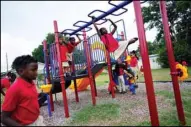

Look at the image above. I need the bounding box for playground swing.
[41,1,186,126]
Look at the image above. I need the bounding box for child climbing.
[63,35,82,75]
[92,16,138,57]
[129,50,139,82]
[1,55,45,126]
[1,72,16,96]
[115,58,126,94]
[124,69,136,95]
[59,35,70,76]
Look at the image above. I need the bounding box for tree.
[135,41,161,57]
[32,45,44,63]
[142,1,191,67]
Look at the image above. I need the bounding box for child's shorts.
[62,62,69,67]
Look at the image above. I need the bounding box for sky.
[1,1,157,72]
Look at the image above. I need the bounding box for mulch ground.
[40,82,191,126]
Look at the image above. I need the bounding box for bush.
[157,40,191,68]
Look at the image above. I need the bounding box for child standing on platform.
[63,35,82,75]
[59,35,70,76]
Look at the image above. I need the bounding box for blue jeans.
[129,84,136,94]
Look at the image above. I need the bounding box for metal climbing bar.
[108,0,128,16]
[61,0,132,36]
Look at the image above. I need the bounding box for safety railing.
[72,40,87,72]
[49,43,59,78]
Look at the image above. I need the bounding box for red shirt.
[66,42,79,53]
[130,56,138,67]
[101,33,119,52]
[60,45,68,62]
[2,77,40,125]
[119,68,124,76]
[1,77,11,89]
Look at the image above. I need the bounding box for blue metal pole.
[46,94,52,117]
[66,1,132,36]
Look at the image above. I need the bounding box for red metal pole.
[53,20,69,118]
[83,29,96,106]
[105,49,115,98]
[93,75,97,97]
[159,1,186,125]
[43,40,54,111]
[133,1,159,126]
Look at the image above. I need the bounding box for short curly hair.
[12,55,37,73]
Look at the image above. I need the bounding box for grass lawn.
[139,67,191,82]
[96,67,191,85]
[139,88,191,126]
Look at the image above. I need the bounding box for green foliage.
[46,33,55,44]
[157,40,191,68]
[136,41,161,56]
[32,45,44,63]
[142,1,191,67]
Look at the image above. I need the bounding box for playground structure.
[42,1,186,126]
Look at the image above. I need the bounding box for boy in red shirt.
[1,72,16,96]
[59,35,70,76]
[129,50,139,80]
[1,55,45,126]
[62,35,82,75]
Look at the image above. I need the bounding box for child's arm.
[2,111,22,126]
[124,71,133,78]
[108,19,117,35]
[91,16,101,38]
[76,34,82,44]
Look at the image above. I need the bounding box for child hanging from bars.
[92,16,138,58]
[59,35,70,76]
